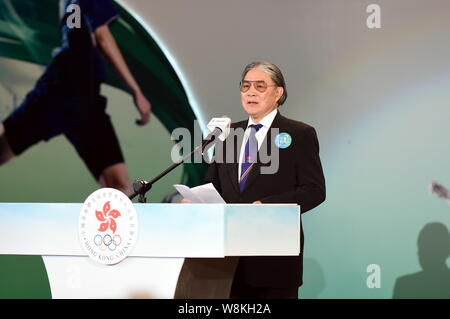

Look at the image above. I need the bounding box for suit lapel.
[226,121,246,194]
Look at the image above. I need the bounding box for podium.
[0,203,300,298]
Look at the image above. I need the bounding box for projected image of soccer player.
[0,0,151,196]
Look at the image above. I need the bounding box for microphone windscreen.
[206,116,231,141]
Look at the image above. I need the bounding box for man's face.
[240,68,283,122]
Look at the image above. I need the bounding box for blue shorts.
[3,60,124,179]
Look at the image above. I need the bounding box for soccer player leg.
[0,123,15,164]
[98,163,132,196]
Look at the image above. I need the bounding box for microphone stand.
[129,135,217,203]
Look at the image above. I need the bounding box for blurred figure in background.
[0,0,151,196]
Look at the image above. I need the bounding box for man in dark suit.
[204,61,326,299]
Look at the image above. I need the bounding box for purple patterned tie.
[239,124,263,192]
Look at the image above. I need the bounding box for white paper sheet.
[174,183,226,203]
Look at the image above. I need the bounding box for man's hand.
[252,200,262,204]
[134,90,151,126]
[181,198,192,204]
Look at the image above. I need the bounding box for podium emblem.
[79,188,138,265]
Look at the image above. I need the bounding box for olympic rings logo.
[93,234,122,251]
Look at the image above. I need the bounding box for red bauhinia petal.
[98,221,109,232]
[103,201,110,216]
[109,218,117,234]
[95,210,106,222]
[109,209,121,219]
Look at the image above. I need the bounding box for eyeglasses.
[239,80,277,93]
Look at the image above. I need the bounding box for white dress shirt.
[238,108,278,180]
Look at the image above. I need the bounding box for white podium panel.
[42,256,184,299]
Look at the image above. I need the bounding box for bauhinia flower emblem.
[96,201,121,233]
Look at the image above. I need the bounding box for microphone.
[206,116,231,141]
[130,116,232,203]
[202,116,231,151]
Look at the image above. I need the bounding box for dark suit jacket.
[205,110,326,288]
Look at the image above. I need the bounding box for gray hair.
[241,61,288,106]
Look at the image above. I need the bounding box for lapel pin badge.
[275,132,292,149]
